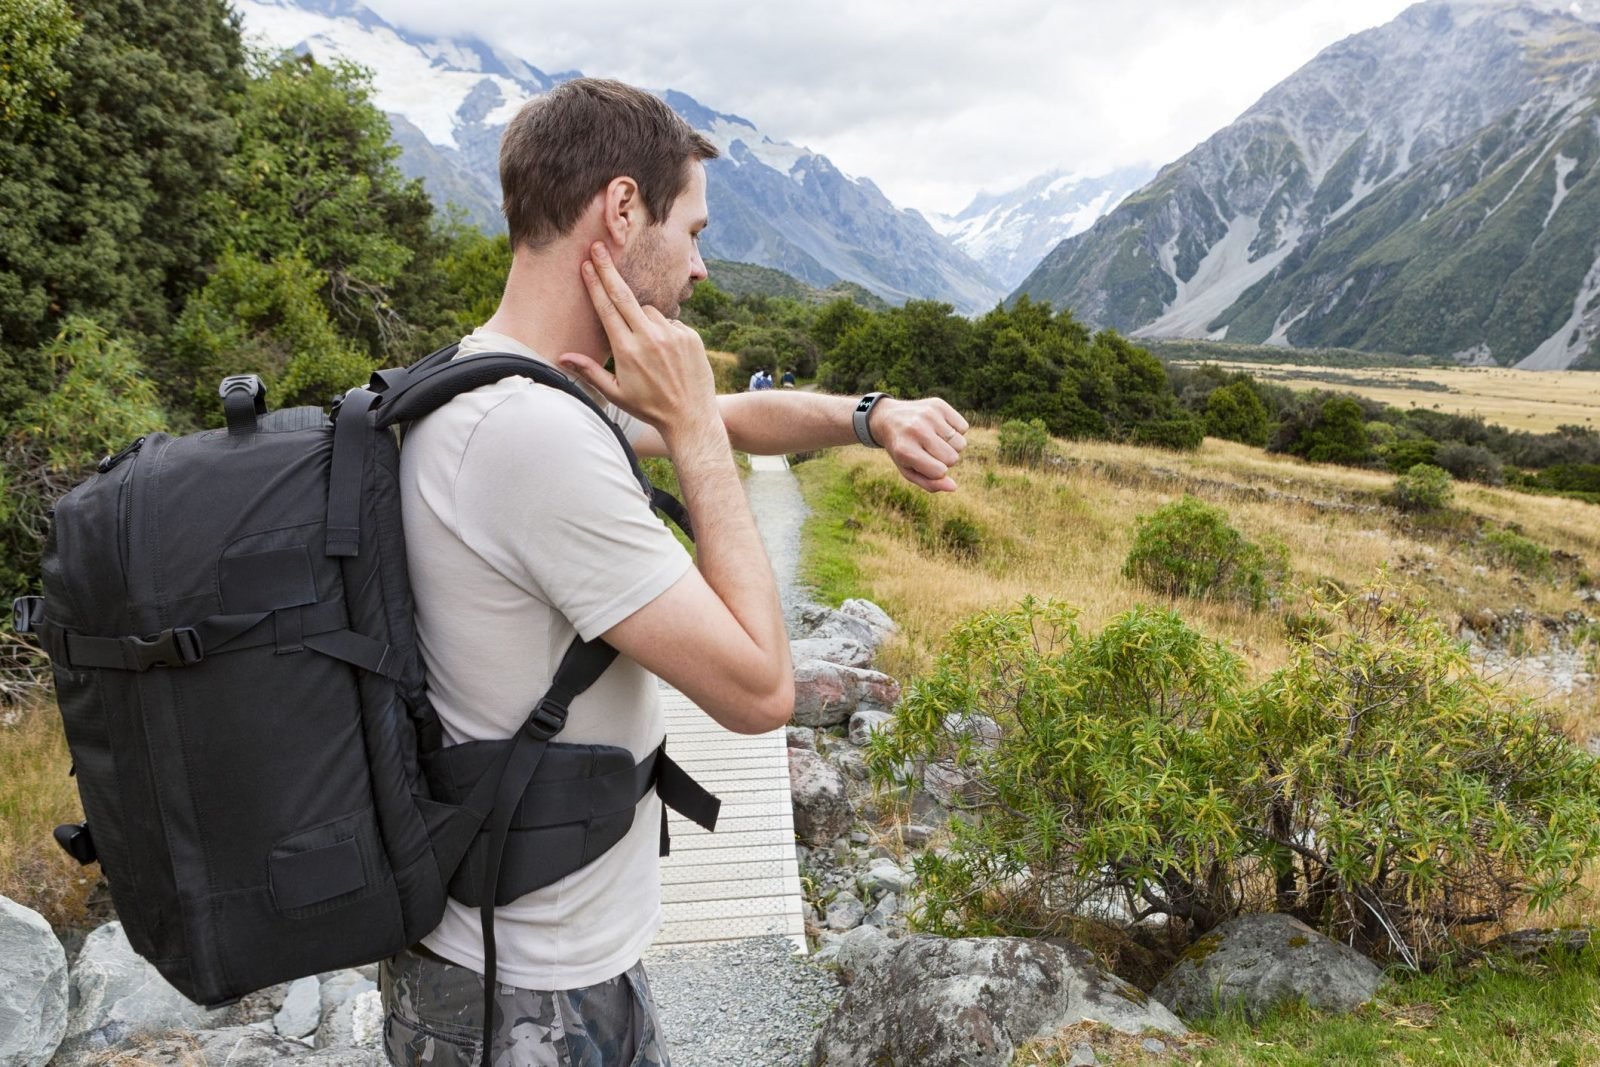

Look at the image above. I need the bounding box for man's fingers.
[556,352,622,403]
[587,244,648,333]
[935,399,971,435]
[579,260,630,338]
[899,465,957,493]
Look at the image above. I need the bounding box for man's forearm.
[717,391,858,455]
[665,420,790,668]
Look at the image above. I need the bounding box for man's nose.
[689,250,708,282]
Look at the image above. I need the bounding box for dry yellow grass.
[799,430,1599,711]
[0,699,101,928]
[1177,361,1600,434]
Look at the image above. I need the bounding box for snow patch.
[1266,304,1310,346]
[1544,153,1578,229]
[1516,244,1600,369]
[1134,215,1302,339]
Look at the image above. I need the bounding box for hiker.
[386,76,969,1066]
[780,367,796,388]
[747,366,765,391]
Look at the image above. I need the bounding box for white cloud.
[361,0,1416,215]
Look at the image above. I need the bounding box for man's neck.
[482,242,608,364]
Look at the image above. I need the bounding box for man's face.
[618,161,709,320]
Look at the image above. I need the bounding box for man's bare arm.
[557,245,792,734]
[633,390,972,492]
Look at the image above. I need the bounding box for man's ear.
[602,176,643,249]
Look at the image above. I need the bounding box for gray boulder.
[812,924,891,981]
[66,1026,383,1065]
[810,935,1184,1066]
[840,599,898,644]
[826,893,867,932]
[274,975,321,1039]
[848,709,895,747]
[860,859,913,899]
[786,725,818,751]
[314,969,377,1048]
[792,660,901,728]
[796,604,883,649]
[789,747,855,846]
[1152,913,1384,1021]
[60,922,229,1056]
[923,761,982,808]
[0,894,69,1067]
[790,637,875,671]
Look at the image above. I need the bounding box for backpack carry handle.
[219,375,267,436]
[369,353,582,429]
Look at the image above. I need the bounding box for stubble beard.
[618,228,693,321]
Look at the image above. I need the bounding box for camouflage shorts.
[380,945,671,1066]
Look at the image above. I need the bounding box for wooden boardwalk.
[654,683,806,952]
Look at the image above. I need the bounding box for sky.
[360,0,1426,216]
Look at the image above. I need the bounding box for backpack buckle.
[53,823,97,866]
[524,698,569,741]
[12,596,43,635]
[130,627,205,669]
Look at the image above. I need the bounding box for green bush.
[1130,412,1205,451]
[1122,496,1287,609]
[1483,527,1552,578]
[869,582,1600,964]
[998,418,1051,466]
[1204,380,1270,446]
[929,515,984,560]
[1389,463,1454,513]
[855,472,930,522]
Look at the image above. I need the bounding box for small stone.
[866,893,899,928]
[862,859,913,897]
[786,726,817,750]
[899,824,935,847]
[1142,1037,1168,1053]
[1068,1044,1098,1067]
[826,892,866,931]
[832,839,852,864]
[273,975,320,1038]
[849,830,870,845]
[849,709,895,746]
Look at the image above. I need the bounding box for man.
[386,77,968,1066]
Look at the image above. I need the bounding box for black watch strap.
[853,392,889,448]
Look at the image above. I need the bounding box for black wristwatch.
[853,392,890,448]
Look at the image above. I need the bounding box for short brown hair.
[499,78,719,250]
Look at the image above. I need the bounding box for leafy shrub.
[1383,437,1439,473]
[1122,496,1287,609]
[855,472,930,522]
[1130,412,1205,451]
[1435,441,1503,485]
[870,582,1600,964]
[928,515,984,560]
[1388,463,1454,513]
[1483,527,1551,578]
[998,418,1051,466]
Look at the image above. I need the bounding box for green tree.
[1204,379,1270,446]
[0,0,246,413]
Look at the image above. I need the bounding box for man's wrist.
[853,392,891,448]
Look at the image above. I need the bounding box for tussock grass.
[800,431,1599,689]
[0,698,100,928]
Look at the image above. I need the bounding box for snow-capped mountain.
[233,0,1004,312]
[1013,0,1600,368]
[926,165,1153,290]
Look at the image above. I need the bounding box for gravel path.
[639,460,841,1066]
[645,937,842,1067]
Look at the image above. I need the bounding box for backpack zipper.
[97,436,146,474]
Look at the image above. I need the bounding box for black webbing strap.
[58,625,204,672]
[475,636,619,1067]
[303,628,401,680]
[649,487,695,543]
[326,388,378,558]
[654,748,721,857]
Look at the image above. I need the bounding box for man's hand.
[557,243,719,443]
[869,397,970,493]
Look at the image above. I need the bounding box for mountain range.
[1012,0,1600,369]
[234,0,1010,313]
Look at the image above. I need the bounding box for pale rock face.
[791,660,901,727]
[788,747,856,845]
[0,895,69,1067]
[60,922,229,1056]
[810,935,1185,1066]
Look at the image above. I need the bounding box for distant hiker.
[389,76,969,1066]
[781,368,797,388]
[748,367,765,390]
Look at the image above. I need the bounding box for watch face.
[857,395,875,412]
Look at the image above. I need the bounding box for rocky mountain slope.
[926,165,1152,290]
[234,0,1004,312]
[1013,1,1600,369]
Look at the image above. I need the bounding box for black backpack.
[13,346,719,1043]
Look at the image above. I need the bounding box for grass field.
[1171,361,1600,434]
[795,429,1600,1064]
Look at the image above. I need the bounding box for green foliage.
[873,581,1600,964]
[1435,441,1504,485]
[170,250,374,423]
[0,320,168,592]
[1204,380,1271,446]
[929,515,985,561]
[429,225,512,341]
[998,418,1051,467]
[1122,496,1287,609]
[1304,396,1373,465]
[1389,463,1454,513]
[0,0,246,413]
[1383,436,1439,473]
[1482,527,1552,578]
[1130,412,1206,451]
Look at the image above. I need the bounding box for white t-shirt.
[400,329,693,990]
